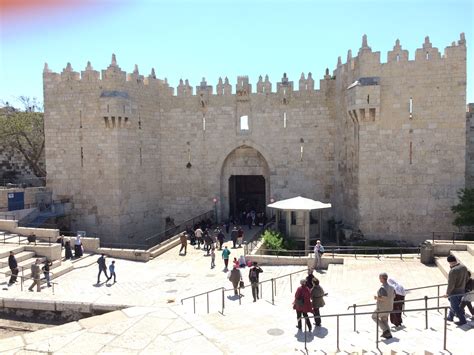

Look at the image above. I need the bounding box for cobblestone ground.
[0,229,472,354]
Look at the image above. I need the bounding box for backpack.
[249,268,258,282]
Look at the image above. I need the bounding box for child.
[108,260,116,283]
[210,247,216,269]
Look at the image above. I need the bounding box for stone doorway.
[220,145,271,221]
[228,175,266,222]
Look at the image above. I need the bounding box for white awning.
[267,196,332,211]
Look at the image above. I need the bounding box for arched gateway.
[220,145,271,222]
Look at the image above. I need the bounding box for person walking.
[230,226,238,248]
[293,279,312,331]
[310,278,326,327]
[217,229,225,250]
[210,247,216,269]
[248,261,263,302]
[74,235,83,258]
[28,259,42,292]
[179,232,187,255]
[194,226,203,249]
[460,271,474,318]
[305,269,317,289]
[64,239,73,260]
[97,254,109,284]
[222,246,231,271]
[42,259,53,287]
[444,255,470,325]
[388,278,406,328]
[313,240,324,270]
[228,265,242,296]
[372,272,395,339]
[108,260,116,283]
[8,251,19,286]
[237,227,244,248]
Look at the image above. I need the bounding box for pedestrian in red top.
[293,279,313,331]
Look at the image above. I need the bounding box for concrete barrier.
[25,244,62,261]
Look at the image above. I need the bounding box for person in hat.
[444,255,469,325]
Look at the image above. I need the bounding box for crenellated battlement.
[334,33,466,76]
[44,33,466,101]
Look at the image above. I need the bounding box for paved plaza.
[0,233,472,354]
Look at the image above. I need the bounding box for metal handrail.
[255,246,421,259]
[144,210,214,249]
[0,269,58,294]
[432,231,474,244]
[299,306,451,352]
[180,267,309,314]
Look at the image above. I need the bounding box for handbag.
[239,280,245,288]
[295,297,304,307]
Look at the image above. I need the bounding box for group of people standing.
[293,270,327,331]
[8,252,53,292]
[227,261,263,302]
[57,235,83,260]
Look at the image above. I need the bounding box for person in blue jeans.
[108,260,116,283]
[444,255,469,326]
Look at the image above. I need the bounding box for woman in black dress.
[64,239,73,260]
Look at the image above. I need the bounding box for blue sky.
[0,0,472,107]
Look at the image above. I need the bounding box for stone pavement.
[0,234,472,353]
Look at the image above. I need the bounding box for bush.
[262,229,284,251]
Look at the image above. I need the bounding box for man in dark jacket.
[8,251,18,286]
[97,254,109,284]
[248,262,263,302]
[445,255,470,325]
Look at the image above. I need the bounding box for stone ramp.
[435,249,473,278]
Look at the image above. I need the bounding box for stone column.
[286,210,291,238]
[319,210,323,242]
[304,210,310,255]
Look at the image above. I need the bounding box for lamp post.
[212,197,218,223]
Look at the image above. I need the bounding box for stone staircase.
[0,234,74,285]
[435,244,474,277]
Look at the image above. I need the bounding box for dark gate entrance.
[228,175,265,221]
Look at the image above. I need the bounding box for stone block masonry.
[43,34,467,245]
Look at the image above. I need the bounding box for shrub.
[262,229,284,251]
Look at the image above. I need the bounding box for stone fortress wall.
[42,34,467,244]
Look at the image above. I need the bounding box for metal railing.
[253,246,421,259]
[144,210,214,250]
[0,177,46,188]
[0,198,70,213]
[0,232,55,246]
[181,267,309,314]
[432,231,474,243]
[0,269,58,294]
[0,214,17,220]
[346,282,450,332]
[244,221,274,255]
[299,305,452,352]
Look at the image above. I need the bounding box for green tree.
[0,100,45,178]
[451,188,474,227]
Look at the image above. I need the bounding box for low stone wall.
[0,298,128,323]
[98,247,150,262]
[433,242,468,256]
[149,234,182,258]
[248,240,344,268]
[24,244,62,261]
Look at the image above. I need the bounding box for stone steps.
[0,245,25,259]
[0,250,35,267]
[0,258,61,278]
[435,250,473,278]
